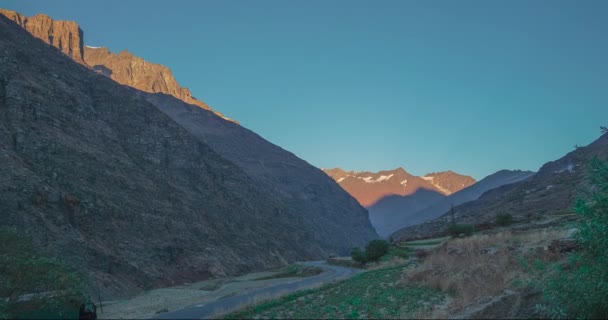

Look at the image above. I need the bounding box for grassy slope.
[226,265,444,319]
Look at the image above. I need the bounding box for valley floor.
[98,262,356,319]
[226,222,575,319]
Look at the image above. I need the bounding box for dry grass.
[405,228,567,312]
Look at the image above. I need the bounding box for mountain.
[322,167,475,207]
[373,170,534,237]
[0,9,85,64]
[0,12,376,300]
[0,8,234,123]
[392,133,608,241]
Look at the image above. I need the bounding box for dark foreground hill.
[393,133,608,240]
[0,14,375,298]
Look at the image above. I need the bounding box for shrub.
[365,239,390,262]
[448,224,475,237]
[538,157,608,319]
[496,213,513,226]
[351,247,367,264]
[351,239,390,264]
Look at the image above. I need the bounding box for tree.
[364,239,390,262]
[539,157,608,318]
[0,227,84,318]
[351,247,367,264]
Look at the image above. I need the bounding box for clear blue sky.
[4,0,607,179]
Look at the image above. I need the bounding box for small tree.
[351,247,367,264]
[539,157,608,318]
[364,239,390,262]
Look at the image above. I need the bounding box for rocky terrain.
[392,133,608,241]
[322,168,475,207]
[0,9,84,64]
[0,8,233,122]
[0,13,376,300]
[134,91,377,252]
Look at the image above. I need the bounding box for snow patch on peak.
[337,177,345,183]
[376,174,394,182]
[422,176,434,181]
[400,179,408,187]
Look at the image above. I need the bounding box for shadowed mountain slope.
[393,133,608,240]
[136,92,378,250]
[369,170,534,237]
[0,14,375,299]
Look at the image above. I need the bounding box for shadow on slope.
[369,188,445,238]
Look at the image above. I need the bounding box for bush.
[448,224,475,237]
[496,213,513,226]
[365,239,390,262]
[350,239,390,264]
[538,157,608,319]
[351,247,367,264]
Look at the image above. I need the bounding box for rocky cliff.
[0,8,234,122]
[0,9,84,64]
[0,14,376,300]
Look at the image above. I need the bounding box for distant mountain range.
[0,9,377,299]
[392,133,608,241]
[322,168,475,207]
[323,167,535,237]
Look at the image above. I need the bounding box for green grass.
[225,265,444,319]
[380,246,410,262]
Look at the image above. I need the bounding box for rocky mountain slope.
[0,13,376,299]
[0,8,233,122]
[392,133,608,240]
[372,170,534,237]
[322,167,475,207]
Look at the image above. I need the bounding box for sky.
[3,0,608,179]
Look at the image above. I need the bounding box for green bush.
[448,224,475,237]
[364,239,390,262]
[496,213,513,226]
[538,157,608,319]
[351,247,367,264]
[350,239,390,264]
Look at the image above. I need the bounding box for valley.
[1,2,607,320]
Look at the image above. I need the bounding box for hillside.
[371,170,534,237]
[0,13,375,299]
[393,133,608,240]
[136,91,378,254]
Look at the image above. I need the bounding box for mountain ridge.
[322,167,476,207]
[392,133,608,241]
[0,8,235,123]
[0,12,376,300]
